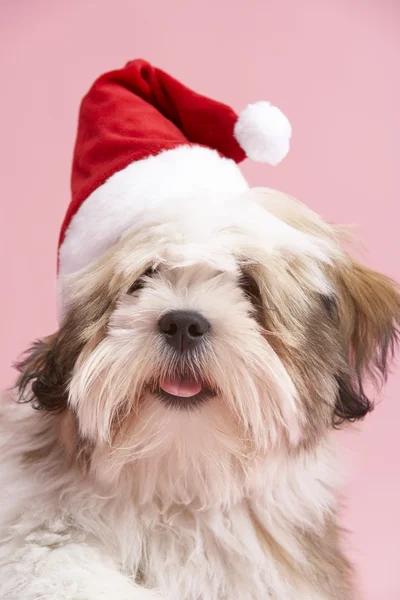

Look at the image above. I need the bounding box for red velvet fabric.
[59,59,246,250]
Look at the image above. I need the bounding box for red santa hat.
[59,59,291,284]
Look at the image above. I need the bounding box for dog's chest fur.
[0,399,351,600]
[132,500,343,600]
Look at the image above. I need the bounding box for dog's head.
[17,189,400,503]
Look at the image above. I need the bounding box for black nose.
[158,310,210,352]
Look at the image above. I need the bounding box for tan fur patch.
[338,259,400,381]
[249,501,353,599]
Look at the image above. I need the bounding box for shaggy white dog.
[1,188,399,600]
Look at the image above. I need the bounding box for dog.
[1,58,398,600]
[1,186,399,600]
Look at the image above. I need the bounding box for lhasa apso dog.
[1,60,398,600]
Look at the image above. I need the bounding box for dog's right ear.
[15,328,80,412]
[15,270,118,412]
[15,250,125,412]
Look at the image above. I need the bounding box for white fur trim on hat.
[59,146,249,279]
[234,101,291,166]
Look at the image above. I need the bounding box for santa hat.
[59,59,291,285]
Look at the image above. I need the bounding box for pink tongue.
[161,378,202,398]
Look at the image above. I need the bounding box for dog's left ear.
[334,259,400,424]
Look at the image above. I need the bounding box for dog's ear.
[334,259,400,425]
[15,250,130,412]
[15,273,117,412]
[15,323,84,412]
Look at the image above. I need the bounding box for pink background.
[1,1,399,597]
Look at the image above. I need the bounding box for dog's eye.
[127,267,155,295]
[239,272,262,307]
[321,294,338,317]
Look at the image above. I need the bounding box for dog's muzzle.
[151,310,214,408]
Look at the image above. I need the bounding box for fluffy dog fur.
[1,188,399,600]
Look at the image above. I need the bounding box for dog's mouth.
[148,376,216,409]
[160,377,202,398]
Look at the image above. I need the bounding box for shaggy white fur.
[3,188,396,599]
[0,397,339,600]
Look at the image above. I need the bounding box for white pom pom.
[234,101,291,165]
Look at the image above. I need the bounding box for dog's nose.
[158,310,210,352]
